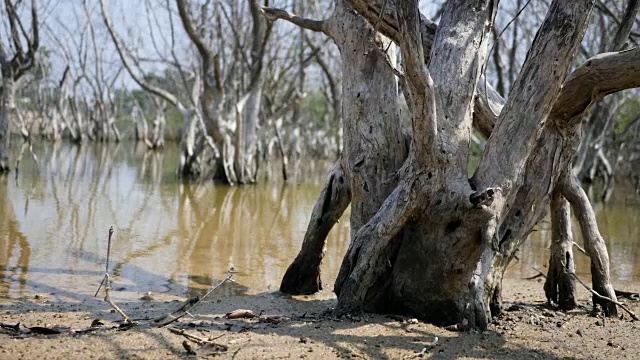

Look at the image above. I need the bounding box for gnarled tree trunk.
[276,0,639,330]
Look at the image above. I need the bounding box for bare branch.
[99,0,181,108]
[610,0,639,50]
[395,0,436,162]
[261,7,326,34]
[474,0,595,194]
[554,48,640,127]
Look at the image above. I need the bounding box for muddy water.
[0,142,639,302]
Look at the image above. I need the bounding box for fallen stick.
[524,267,546,280]
[155,271,235,327]
[152,296,200,322]
[571,273,639,321]
[104,273,131,324]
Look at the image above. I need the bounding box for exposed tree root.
[544,191,578,310]
[280,160,351,294]
[335,172,425,314]
[561,174,618,316]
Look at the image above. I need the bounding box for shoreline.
[0,277,638,359]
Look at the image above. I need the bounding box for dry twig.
[94,227,131,324]
[155,270,235,327]
[168,327,228,350]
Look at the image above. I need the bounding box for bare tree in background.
[101,0,279,184]
[0,0,39,172]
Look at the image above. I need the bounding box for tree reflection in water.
[0,141,637,302]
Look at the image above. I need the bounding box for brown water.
[0,142,639,302]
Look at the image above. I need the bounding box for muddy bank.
[0,278,639,359]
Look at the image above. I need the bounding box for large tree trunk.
[266,0,407,294]
[274,0,638,329]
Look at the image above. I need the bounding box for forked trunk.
[275,0,636,329]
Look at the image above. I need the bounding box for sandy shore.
[0,277,639,359]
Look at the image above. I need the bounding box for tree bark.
[280,160,350,294]
[561,173,618,316]
[266,1,407,293]
[544,191,578,310]
[273,0,638,330]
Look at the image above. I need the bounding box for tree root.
[335,174,423,314]
[561,174,618,316]
[280,160,350,294]
[544,191,577,310]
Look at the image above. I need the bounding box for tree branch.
[175,0,215,68]
[553,48,640,127]
[99,0,181,108]
[610,0,639,51]
[395,0,436,163]
[474,0,595,195]
[261,7,327,34]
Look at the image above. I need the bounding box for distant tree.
[0,0,39,172]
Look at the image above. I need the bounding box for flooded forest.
[1,0,640,359]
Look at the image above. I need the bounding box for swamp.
[1,0,640,359]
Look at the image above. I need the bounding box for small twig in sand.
[155,270,235,327]
[524,267,546,280]
[94,227,131,324]
[571,273,639,321]
[104,273,131,323]
[168,327,228,350]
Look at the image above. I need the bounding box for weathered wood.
[280,160,350,294]
[335,0,497,319]
[544,191,578,310]
[561,173,618,316]
[272,0,638,330]
[266,1,407,297]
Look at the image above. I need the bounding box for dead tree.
[0,0,39,172]
[573,0,640,201]
[273,0,640,329]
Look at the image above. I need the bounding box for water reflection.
[0,142,638,301]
